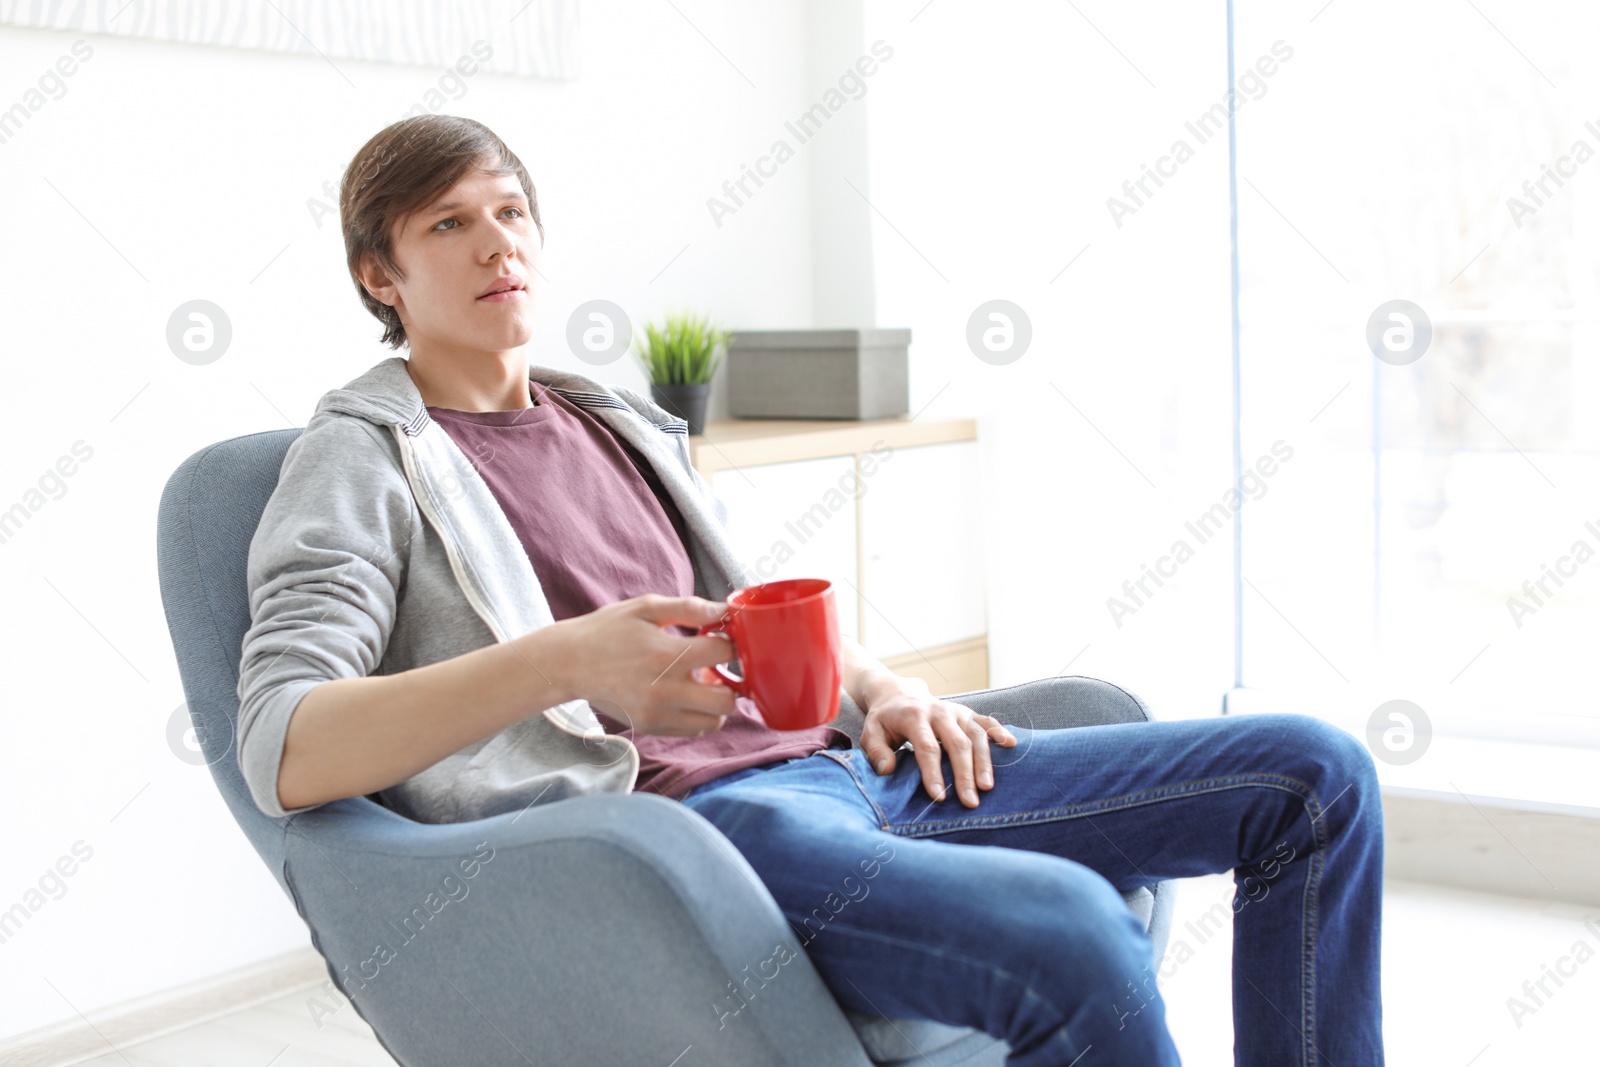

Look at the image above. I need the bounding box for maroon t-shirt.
[426,378,851,799]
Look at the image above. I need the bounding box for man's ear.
[356,251,399,307]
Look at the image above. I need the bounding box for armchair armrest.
[945,674,1155,731]
[281,792,874,1067]
[834,673,1154,748]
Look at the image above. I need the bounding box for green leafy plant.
[633,310,731,385]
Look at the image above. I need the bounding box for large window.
[1232,0,1600,746]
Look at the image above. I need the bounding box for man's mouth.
[479,288,525,304]
[477,275,528,300]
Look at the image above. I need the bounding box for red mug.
[697,578,842,730]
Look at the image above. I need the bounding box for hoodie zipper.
[389,422,512,644]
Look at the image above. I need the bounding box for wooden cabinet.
[691,416,988,696]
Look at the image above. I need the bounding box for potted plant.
[633,310,730,437]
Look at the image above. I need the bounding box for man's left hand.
[860,689,1017,808]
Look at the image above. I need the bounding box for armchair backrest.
[157,430,303,893]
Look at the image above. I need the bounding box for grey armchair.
[156,429,1176,1066]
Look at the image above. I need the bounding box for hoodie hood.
[314,354,689,437]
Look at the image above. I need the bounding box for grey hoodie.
[236,355,849,823]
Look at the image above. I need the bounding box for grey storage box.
[727,328,910,419]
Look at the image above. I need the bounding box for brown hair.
[339,114,544,349]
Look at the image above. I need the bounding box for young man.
[237,115,1386,1065]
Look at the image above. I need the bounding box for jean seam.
[787,915,1088,1061]
[1297,784,1335,1067]
[887,772,1318,835]
[1299,848,1324,1066]
[815,749,891,829]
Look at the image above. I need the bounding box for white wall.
[0,0,1243,1040]
[857,1,1237,718]
[0,0,825,1038]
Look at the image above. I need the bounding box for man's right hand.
[532,594,740,737]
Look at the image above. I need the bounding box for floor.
[1161,874,1599,1065]
[66,987,401,1067]
[63,875,1597,1065]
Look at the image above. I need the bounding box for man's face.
[361,165,542,354]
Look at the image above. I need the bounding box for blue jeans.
[680,706,1385,1066]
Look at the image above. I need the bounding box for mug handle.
[696,617,749,696]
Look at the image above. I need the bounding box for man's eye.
[433,208,522,232]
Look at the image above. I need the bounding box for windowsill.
[1223,688,1600,813]
[1367,734,1600,815]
